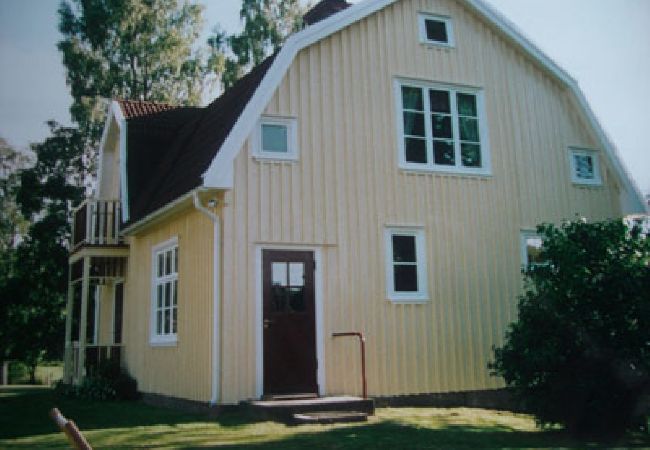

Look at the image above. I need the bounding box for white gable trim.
[201,0,646,213]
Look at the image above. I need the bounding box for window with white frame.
[520,231,544,267]
[396,80,489,174]
[384,227,428,302]
[418,13,454,46]
[151,238,178,345]
[569,148,601,185]
[253,116,298,160]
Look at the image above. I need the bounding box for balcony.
[72,199,125,253]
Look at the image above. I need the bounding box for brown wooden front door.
[262,249,317,395]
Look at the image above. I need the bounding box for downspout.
[192,190,221,406]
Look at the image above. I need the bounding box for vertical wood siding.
[122,208,213,402]
[218,0,623,403]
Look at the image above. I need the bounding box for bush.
[490,219,650,439]
[55,361,139,401]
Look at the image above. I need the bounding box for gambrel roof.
[198,0,645,215]
[114,0,646,232]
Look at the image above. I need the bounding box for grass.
[1,386,648,449]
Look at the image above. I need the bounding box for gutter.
[192,190,222,406]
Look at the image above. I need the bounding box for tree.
[209,0,306,89]
[58,0,209,143]
[490,219,650,439]
[0,124,86,383]
[0,138,32,252]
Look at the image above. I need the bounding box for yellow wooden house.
[63,0,647,407]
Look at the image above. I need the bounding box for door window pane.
[289,263,304,286]
[272,262,287,286]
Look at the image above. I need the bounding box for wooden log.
[49,408,92,450]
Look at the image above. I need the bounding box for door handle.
[263,319,273,329]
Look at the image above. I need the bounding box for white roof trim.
[201,0,646,213]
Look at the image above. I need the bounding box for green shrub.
[54,361,139,401]
[490,219,650,439]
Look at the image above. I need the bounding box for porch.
[64,199,129,383]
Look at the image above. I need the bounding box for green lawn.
[0,386,647,449]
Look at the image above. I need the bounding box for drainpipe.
[193,190,221,406]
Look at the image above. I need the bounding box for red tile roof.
[116,99,178,119]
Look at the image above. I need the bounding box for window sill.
[420,41,455,50]
[252,153,299,162]
[399,166,493,178]
[150,337,178,347]
[387,296,429,305]
[571,180,603,188]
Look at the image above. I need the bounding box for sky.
[0,0,648,195]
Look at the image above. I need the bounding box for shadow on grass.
[0,386,252,440]
[195,420,650,450]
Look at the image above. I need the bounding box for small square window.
[385,227,428,302]
[419,13,454,47]
[254,116,298,160]
[569,148,601,185]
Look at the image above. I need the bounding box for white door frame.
[254,244,325,398]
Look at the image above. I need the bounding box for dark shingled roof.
[303,0,351,26]
[122,53,277,227]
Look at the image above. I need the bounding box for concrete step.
[292,411,369,425]
[244,396,375,423]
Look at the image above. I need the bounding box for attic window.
[419,13,454,47]
[254,116,298,161]
[569,148,601,185]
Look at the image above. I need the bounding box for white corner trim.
[200,0,645,213]
[113,101,130,222]
[254,245,325,399]
[96,99,114,198]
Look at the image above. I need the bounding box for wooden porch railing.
[72,200,123,251]
[71,343,122,379]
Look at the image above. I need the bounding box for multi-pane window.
[398,81,488,173]
[418,13,454,46]
[569,148,601,185]
[385,228,428,302]
[254,116,298,160]
[151,239,178,344]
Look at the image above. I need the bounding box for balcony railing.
[72,199,124,251]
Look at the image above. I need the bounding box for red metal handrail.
[332,332,367,399]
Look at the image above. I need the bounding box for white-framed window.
[253,116,298,161]
[569,147,601,185]
[395,79,490,175]
[384,227,428,302]
[520,231,544,267]
[151,237,178,345]
[418,13,454,47]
